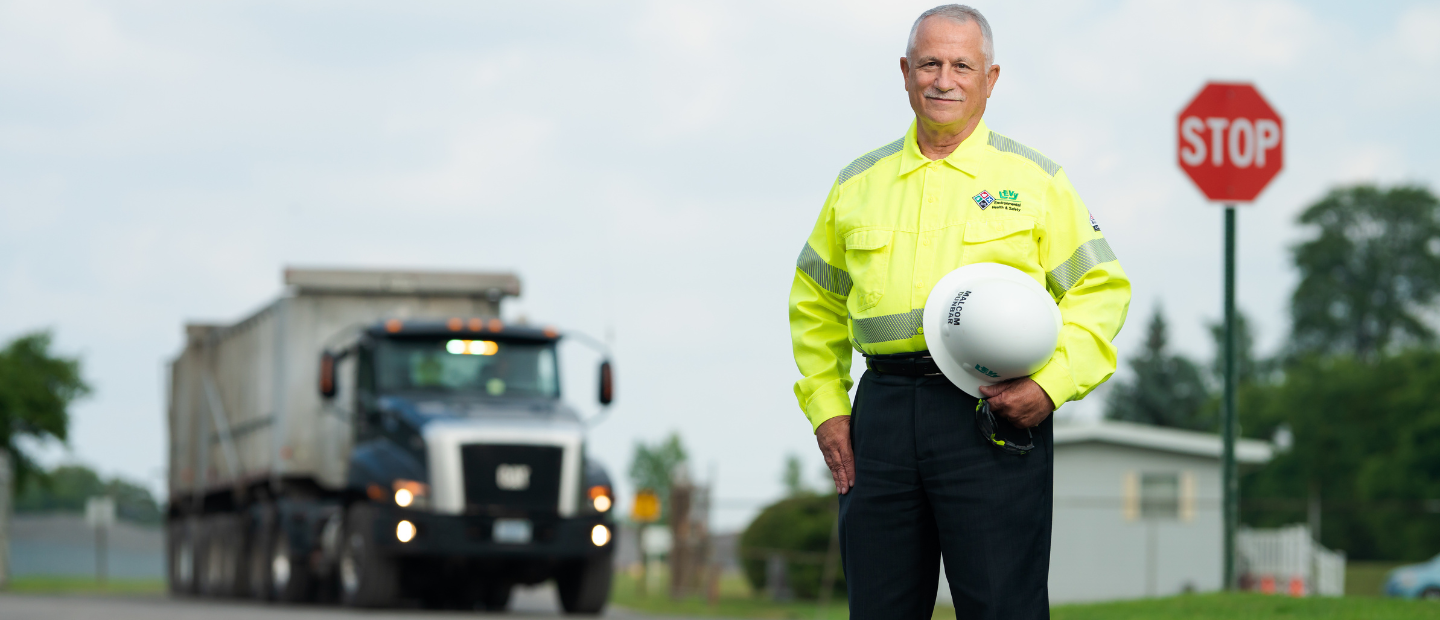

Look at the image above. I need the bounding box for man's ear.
[900,56,910,90]
[986,64,1001,98]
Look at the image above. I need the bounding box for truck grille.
[460,444,563,515]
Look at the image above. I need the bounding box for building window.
[1141,473,1180,519]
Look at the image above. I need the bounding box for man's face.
[901,17,999,130]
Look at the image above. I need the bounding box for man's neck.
[916,115,983,160]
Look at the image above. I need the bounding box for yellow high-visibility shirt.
[789,120,1131,432]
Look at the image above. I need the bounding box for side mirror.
[319,352,337,398]
[598,360,614,406]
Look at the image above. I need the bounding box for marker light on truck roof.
[445,339,499,356]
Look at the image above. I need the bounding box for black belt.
[864,352,943,376]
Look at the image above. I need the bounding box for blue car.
[1386,554,1440,599]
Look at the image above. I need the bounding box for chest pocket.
[844,228,892,312]
[962,218,1038,268]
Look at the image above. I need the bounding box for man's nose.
[934,70,957,92]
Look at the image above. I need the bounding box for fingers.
[815,416,855,494]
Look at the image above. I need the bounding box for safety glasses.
[975,399,1034,455]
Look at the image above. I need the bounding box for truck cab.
[327,320,615,610]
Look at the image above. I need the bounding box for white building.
[939,419,1273,605]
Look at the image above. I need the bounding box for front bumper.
[369,504,614,561]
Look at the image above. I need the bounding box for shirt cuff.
[1031,359,1077,411]
[804,382,853,432]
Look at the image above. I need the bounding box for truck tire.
[479,580,512,611]
[201,516,242,597]
[339,503,399,608]
[167,519,197,595]
[270,525,312,602]
[247,505,276,600]
[556,557,612,615]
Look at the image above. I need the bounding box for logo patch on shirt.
[972,191,995,210]
[991,189,1023,212]
[1090,212,1101,231]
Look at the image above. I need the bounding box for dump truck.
[165,268,616,612]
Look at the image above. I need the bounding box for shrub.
[738,494,844,599]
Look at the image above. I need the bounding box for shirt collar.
[898,118,991,178]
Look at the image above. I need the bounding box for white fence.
[1237,524,1345,596]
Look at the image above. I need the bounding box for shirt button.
[922,237,931,246]
[915,283,924,289]
[927,195,937,204]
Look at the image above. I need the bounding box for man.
[788,5,1130,618]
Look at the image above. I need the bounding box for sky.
[2,0,1439,531]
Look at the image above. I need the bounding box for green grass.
[1047,593,1435,619]
[1346,561,1404,597]
[611,568,1435,620]
[4,575,167,595]
[610,567,850,620]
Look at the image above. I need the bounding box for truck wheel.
[480,580,512,611]
[556,557,612,615]
[339,503,399,608]
[248,505,276,599]
[271,526,312,602]
[168,519,196,595]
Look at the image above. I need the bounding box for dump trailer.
[165,268,616,612]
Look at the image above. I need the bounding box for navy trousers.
[839,370,1053,620]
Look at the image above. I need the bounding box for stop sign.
[1177,83,1283,202]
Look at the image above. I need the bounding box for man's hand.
[815,416,855,494]
[978,378,1054,429]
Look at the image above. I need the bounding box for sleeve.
[1029,169,1132,408]
[789,181,855,432]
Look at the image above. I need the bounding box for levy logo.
[988,189,1023,212]
[972,191,995,210]
[974,364,1001,378]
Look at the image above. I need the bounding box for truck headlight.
[591,524,610,546]
[396,520,416,543]
[393,479,429,509]
[588,485,612,513]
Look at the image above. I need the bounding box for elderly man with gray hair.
[788,4,1131,619]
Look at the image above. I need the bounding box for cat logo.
[496,464,532,490]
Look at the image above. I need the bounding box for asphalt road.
[0,584,708,620]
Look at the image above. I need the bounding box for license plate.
[493,518,532,544]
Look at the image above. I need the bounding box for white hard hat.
[922,263,1062,398]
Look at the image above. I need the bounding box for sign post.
[85,496,116,584]
[1177,82,1283,590]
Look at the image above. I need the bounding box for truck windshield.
[374,337,559,398]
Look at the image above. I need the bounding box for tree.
[1207,310,1268,385]
[1238,350,1440,561]
[0,331,90,488]
[628,432,687,521]
[1105,307,1212,431]
[14,464,162,525]
[1290,185,1440,360]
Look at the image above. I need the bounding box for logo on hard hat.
[972,191,995,210]
[974,364,1001,378]
[947,290,971,326]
